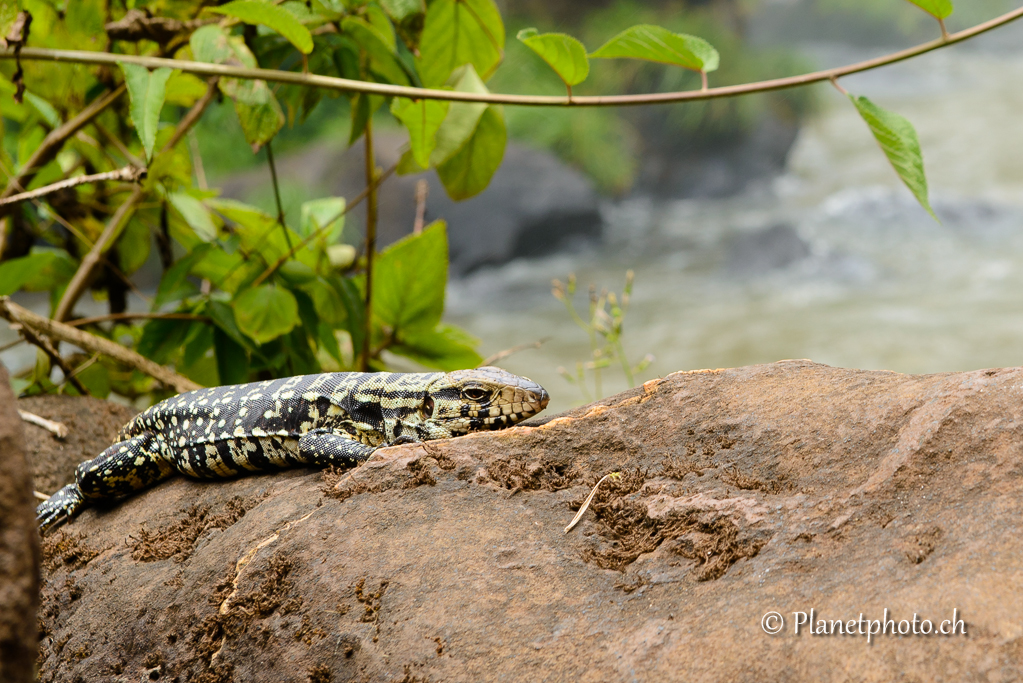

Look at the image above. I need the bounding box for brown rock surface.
[34,361,1023,682]
[0,365,39,683]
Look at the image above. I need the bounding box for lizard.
[36,366,549,532]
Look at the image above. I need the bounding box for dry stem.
[0,297,201,393]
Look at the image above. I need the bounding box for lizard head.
[418,366,549,439]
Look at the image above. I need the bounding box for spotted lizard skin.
[37,367,549,532]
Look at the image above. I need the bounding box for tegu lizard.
[37,367,549,532]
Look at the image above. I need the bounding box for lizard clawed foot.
[36,483,85,533]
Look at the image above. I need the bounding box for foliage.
[849,94,935,220]
[0,0,968,401]
[552,271,653,403]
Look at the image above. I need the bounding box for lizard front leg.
[297,429,377,468]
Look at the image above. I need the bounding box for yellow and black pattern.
[37,367,549,532]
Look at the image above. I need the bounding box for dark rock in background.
[32,361,1023,681]
[725,224,811,275]
[0,365,39,683]
[218,134,602,275]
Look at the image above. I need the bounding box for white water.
[446,31,1023,414]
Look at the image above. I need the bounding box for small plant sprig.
[552,270,654,402]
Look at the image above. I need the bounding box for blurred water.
[446,33,1023,414]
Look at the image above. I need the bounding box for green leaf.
[391,97,450,168]
[232,285,300,344]
[0,248,75,296]
[207,298,257,351]
[300,197,346,241]
[379,0,423,23]
[119,64,173,160]
[396,148,427,176]
[590,24,719,73]
[164,72,210,107]
[210,0,315,54]
[190,25,284,150]
[154,244,213,309]
[417,0,505,87]
[168,192,219,242]
[905,0,953,20]
[436,105,506,201]
[233,97,286,151]
[373,220,448,332]
[137,317,194,364]
[347,92,384,145]
[214,328,249,385]
[341,16,410,85]
[516,28,589,88]
[390,323,481,371]
[430,65,487,166]
[850,94,936,220]
[364,3,397,50]
[302,277,347,326]
[117,218,152,276]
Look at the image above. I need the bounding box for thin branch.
[93,122,146,169]
[188,129,208,190]
[250,159,398,288]
[360,118,378,373]
[413,179,428,235]
[0,85,126,200]
[829,76,849,97]
[479,338,549,367]
[159,77,219,154]
[265,140,294,252]
[12,316,90,395]
[53,184,145,322]
[0,166,145,208]
[0,297,202,393]
[67,312,210,327]
[2,7,1021,106]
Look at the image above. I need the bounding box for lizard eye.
[422,396,435,417]
[462,387,488,402]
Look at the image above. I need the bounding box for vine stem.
[2,7,1021,106]
[360,118,378,372]
[265,140,294,252]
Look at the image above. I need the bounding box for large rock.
[218,133,602,275]
[0,365,39,683]
[35,361,1023,681]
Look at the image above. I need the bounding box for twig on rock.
[565,472,619,534]
[18,409,68,439]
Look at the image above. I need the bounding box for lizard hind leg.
[36,483,86,533]
[74,432,174,506]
